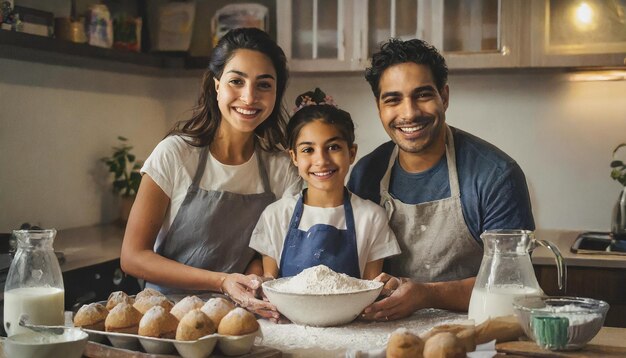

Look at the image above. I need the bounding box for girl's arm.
[362,259,384,280]
[244,255,264,276]
[262,255,279,279]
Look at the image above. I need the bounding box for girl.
[250,88,400,280]
[120,28,301,318]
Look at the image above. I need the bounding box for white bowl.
[262,278,383,327]
[3,328,88,358]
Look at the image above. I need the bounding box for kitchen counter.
[532,230,626,269]
[54,224,125,272]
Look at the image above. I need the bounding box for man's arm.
[361,274,475,321]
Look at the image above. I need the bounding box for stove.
[570,232,626,255]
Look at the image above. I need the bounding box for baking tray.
[83,328,260,357]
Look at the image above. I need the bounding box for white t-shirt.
[141,136,302,249]
[249,193,401,277]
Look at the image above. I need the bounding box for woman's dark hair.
[168,28,289,151]
[287,100,355,151]
[365,38,448,99]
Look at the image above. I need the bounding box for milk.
[468,285,541,324]
[3,286,65,336]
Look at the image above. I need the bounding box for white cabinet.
[277,0,423,72]
[278,0,525,72]
[428,0,526,69]
[277,0,359,71]
[277,0,624,71]
[530,0,626,67]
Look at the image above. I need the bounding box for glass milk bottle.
[468,230,566,324]
[4,229,65,336]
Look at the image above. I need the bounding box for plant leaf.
[610,160,624,168]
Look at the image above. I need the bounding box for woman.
[121,28,301,319]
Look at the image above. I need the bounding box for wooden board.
[496,341,626,358]
[84,341,281,358]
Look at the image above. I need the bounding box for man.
[348,38,534,320]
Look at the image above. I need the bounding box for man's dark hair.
[365,38,448,99]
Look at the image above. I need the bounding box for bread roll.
[176,309,216,341]
[420,324,476,352]
[106,291,134,311]
[217,307,259,336]
[170,295,204,321]
[423,332,466,358]
[138,306,179,339]
[105,302,142,334]
[386,329,424,358]
[74,302,109,331]
[475,315,524,344]
[135,287,165,301]
[201,297,235,327]
[133,295,174,314]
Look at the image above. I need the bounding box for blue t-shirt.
[347,126,535,243]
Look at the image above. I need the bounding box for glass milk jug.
[468,230,566,324]
[3,229,65,336]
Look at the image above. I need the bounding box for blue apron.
[279,188,360,278]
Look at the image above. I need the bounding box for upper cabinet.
[278,0,527,72]
[427,0,526,69]
[277,0,358,71]
[530,0,626,67]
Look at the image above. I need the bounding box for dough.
[386,329,424,358]
[135,287,165,301]
[133,295,174,314]
[104,302,142,334]
[170,295,204,321]
[420,323,476,352]
[138,305,179,339]
[106,291,134,311]
[201,297,235,327]
[475,315,524,344]
[217,307,259,336]
[74,302,108,331]
[423,332,466,358]
[176,309,216,341]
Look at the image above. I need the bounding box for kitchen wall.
[1,59,625,233]
[0,58,170,230]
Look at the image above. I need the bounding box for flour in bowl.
[272,265,375,294]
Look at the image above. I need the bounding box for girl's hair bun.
[292,88,337,114]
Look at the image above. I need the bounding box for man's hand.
[361,274,476,321]
[362,278,429,321]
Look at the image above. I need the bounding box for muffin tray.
[83,328,260,357]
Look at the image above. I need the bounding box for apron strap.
[192,146,210,188]
[444,125,461,197]
[255,147,272,194]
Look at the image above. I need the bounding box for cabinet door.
[428,0,526,68]
[356,0,424,68]
[277,0,358,71]
[530,0,626,67]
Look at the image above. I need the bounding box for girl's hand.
[372,272,403,297]
[221,273,279,320]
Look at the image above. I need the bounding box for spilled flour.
[258,309,467,356]
[272,265,376,294]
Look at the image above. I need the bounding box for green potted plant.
[610,143,626,239]
[102,136,143,222]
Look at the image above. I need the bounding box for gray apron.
[147,146,276,294]
[380,125,483,282]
